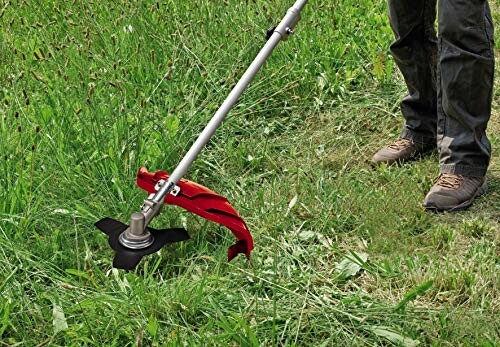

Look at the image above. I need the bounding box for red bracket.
[136,167,254,261]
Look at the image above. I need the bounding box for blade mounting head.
[95,217,189,270]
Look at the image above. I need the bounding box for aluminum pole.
[152,0,308,204]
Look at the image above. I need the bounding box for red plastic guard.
[136,167,253,261]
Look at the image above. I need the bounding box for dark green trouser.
[388,0,495,177]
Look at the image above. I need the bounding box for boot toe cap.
[372,149,398,165]
[423,191,461,210]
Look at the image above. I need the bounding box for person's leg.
[436,0,494,176]
[423,0,494,211]
[389,0,438,147]
[373,0,438,165]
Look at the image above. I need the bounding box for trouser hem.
[440,164,487,177]
[401,128,436,148]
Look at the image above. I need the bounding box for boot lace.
[388,138,413,150]
[435,173,463,189]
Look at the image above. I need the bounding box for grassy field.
[0,0,498,345]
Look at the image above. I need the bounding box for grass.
[0,0,499,345]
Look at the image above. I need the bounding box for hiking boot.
[422,173,487,212]
[372,138,434,166]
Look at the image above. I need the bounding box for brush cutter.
[95,0,308,270]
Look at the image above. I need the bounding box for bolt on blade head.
[118,212,154,250]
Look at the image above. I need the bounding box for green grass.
[0,0,499,345]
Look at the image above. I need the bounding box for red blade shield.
[136,167,253,261]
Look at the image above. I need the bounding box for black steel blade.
[95,217,189,270]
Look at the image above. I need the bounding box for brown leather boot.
[422,173,487,211]
[372,138,435,165]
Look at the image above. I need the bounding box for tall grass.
[0,0,498,345]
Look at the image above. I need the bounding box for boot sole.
[422,180,488,212]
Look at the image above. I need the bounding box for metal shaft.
[119,0,308,250]
[152,0,308,204]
